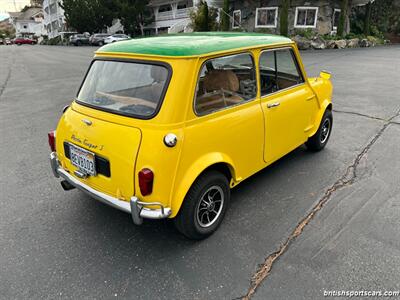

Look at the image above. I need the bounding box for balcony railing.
[156,7,191,21]
[157,10,173,21]
[176,7,191,19]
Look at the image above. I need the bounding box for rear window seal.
[75,57,173,120]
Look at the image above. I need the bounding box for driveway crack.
[241,107,400,300]
[0,49,15,99]
[0,68,12,98]
[333,109,387,122]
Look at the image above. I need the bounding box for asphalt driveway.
[0,44,399,299]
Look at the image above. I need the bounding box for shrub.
[255,28,275,34]
[48,36,61,45]
[344,33,366,40]
[190,0,219,32]
[370,25,385,40]
[293,28,314,39]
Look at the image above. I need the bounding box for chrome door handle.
[267,102,280,108]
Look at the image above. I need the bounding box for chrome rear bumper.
[49,152,171,225]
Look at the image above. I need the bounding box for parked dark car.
[14,37,36,45]
[89,33,110,46]
[69,34,90,46]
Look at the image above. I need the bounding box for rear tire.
[98,41,103,46]
[174,171,230,240]
[305,109,333,151]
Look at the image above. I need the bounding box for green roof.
[97,32,292,57]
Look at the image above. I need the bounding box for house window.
[255,7,278,28]
[177,1,188,10]
[159,4,172,13]
[332,9,341,31]
[232,10,241,29]
[294,7,318,28]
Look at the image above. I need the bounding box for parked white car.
[104,34,130,44]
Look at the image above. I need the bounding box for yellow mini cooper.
[49,32,333,239]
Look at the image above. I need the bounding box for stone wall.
[229,0,348,35]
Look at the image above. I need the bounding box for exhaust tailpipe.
[61,180,76,191]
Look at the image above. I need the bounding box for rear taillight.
[48,130,56,152]
[138,168,154,196]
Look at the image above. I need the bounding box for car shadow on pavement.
[72,144,319,247]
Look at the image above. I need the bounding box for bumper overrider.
[50,152,172,225]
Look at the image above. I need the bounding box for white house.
[8,7,46,38]
[147,0,223,34]
[42,0,67,38]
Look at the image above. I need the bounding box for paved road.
[0,44,399,299]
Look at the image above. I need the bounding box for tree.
[364,1,372,35]
[190,0,218,32]
[337,0,349,37]
[220,0,230,31]
[115,0,153,36]
[280,0,290,36]
[61,0,115,33]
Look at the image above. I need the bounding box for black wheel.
[76,41,82,46]
[174,170,230,240]
[98,41,103,46]
[305,109,333,151]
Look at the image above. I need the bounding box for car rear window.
[77,60,170,119]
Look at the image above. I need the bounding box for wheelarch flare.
[200,162,233,185]
[171,162,235,218]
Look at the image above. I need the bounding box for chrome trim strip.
[50,152,171,224]
[58,167,131,213]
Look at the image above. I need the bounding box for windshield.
[77,60,170,118]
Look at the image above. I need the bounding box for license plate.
[69,143,96,176]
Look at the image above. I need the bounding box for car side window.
[259,48,304,96]
[194,53,257,116]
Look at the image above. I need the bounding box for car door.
[259,47,318,164]
[181,52,265,182]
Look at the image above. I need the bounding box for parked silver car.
[104,34,130,44]
[89,33,111,46]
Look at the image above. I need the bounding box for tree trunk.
[364,2,372,36]
[140,23,144,36]
[280,0,290,36]
[337,0,349,37]
[220,0,230,31]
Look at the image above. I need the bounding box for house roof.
[97,32,293,57]
[8,7,42,21]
